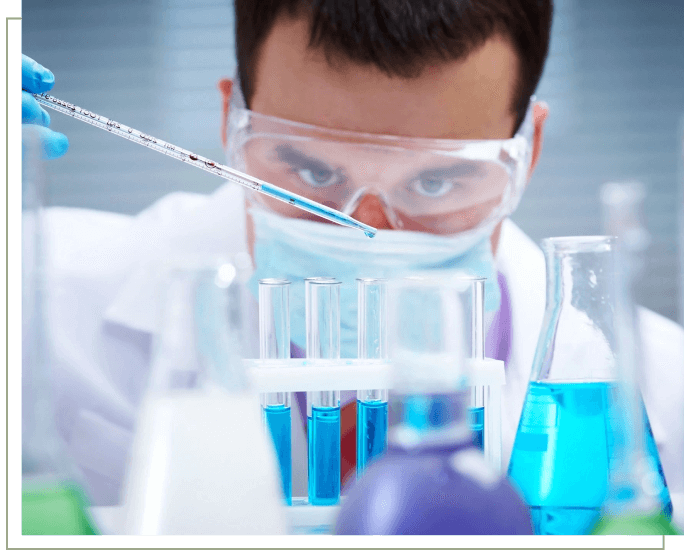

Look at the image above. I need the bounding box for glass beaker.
[122,259,287,534]
[508,236,672,535]
[21,127,98,535]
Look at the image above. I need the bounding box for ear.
[527,100,549,182]
[217,78,234,148]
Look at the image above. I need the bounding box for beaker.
[21,127,99,535]
[122,259,287,534]
[508,236,672,535]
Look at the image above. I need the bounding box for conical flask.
[22,128,98,535]
[335,274,532,535]
[121,258,287,534]
[508,235,672,535]
[590,182,678,535]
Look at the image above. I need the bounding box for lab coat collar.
[102,183,249,335]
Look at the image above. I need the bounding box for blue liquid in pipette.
[308,406,341,505]
[357,400,388,475]
[468,406,485,451]
[508,381,672,535]
[263,405,292,505]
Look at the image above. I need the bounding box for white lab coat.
[40,183,684,510]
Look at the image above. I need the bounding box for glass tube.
[305,278,341,506]
[462,278,486,450]
[258,279,292,505]
[356,278,388,476]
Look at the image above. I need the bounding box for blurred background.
[22,0,684,323]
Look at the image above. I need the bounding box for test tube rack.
[243,357,505,534]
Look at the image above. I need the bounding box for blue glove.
[22,54,69,159]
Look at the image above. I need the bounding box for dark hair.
[235,0,553,132]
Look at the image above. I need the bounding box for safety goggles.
[226,98,535,236]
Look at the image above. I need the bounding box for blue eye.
[411,178,455,197]
[296,167,343,188]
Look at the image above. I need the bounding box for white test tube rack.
[243,356,505,534]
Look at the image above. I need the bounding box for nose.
[350,194,395,230]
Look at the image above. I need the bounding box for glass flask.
[121,259,287,534]
[335,275,532,535]
[22,128,98,535]
[590,182,679,535]
[508,235,672,535]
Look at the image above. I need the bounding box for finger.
[22,54,55,94]
[22,91,51,126]
[22,124,69,160]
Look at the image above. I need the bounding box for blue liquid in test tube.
[462,277,487,455]
[306,278,342,506]
[263,404,292,502]
[468,406,485,450]
[258,279,292,505]
[308,406,341,505]
[357,399,388,470]
[356,278,388,476]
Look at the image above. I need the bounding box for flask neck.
[532,237,617,382]
[388,390,471,451]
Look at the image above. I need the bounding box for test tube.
[356,278,388,476]
[306,277,341,506]
[258,279,292,505]
[466,278,486,452]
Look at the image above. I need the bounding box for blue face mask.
[248,207,501,358]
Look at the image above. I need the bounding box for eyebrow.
[274,144,335,174]
[275,142,482,183]
[413,162,482,181]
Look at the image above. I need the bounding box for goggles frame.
[226,97,536,236]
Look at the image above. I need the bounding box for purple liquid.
[335,440,533,535]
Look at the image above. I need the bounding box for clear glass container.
[122,260,287,534]
[335,274,533,534]
[508,235,672,535]
[22,128,98,535]
[258,278,292,505]
[590,182,679,535]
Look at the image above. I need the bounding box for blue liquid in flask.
[508,381,671,535]
[263,405,292,505]
[468,406,485,451]
[308,406,341,505]
[357,400,388,475]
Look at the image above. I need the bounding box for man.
[21,0,684,517]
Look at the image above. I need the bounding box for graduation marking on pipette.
[28,91,377,238]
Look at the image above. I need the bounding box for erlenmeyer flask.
[121,259,287,534]
[590,182,679,535]
[508,236,672,535]
[22,127,98,535]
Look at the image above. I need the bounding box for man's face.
[248,14,545,237]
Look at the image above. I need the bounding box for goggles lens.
[227,100,535,235]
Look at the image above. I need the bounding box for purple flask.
[334,276,533,535]
[335,393,532,534]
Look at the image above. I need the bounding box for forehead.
[250,16,520,140]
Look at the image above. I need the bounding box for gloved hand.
[22,54,69,159]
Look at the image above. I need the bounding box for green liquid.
[591,512,680,535]
[22,482,98,535]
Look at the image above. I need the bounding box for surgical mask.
[247,207,500,358]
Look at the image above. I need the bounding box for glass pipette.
[28,91,377,238]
